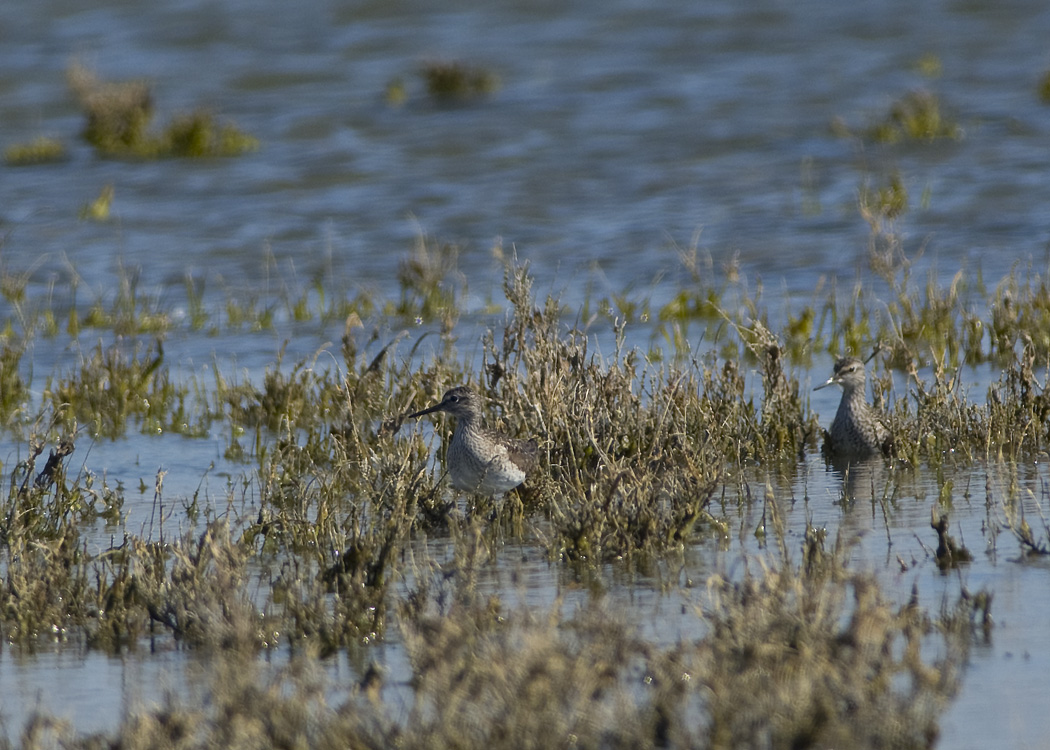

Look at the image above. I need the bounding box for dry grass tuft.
[30,530,978,750]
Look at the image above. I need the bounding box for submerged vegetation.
[3,136,67,166]
[385,60,501,106]
[2,63,260,162]
[1039,69,1050,104]
[420,59,500,102]
[833,88,962,143]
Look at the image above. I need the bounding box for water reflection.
[828,455,893,505]
[817,455,901,546]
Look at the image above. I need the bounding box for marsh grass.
[393,234,463,325]
[6,237,1050,744]
[980,448,1050,558]
[0,339,28,425]
[44,339,175,439]
[10,531,981,750]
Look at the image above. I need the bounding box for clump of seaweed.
[421,60,500,102]
[835,89,961,143]
[859,170,909,224]
[3,136,67,166]
[875,89,961,142]
[1039,70,1050,104]
[66,61,257,158]
[67,61,153,155]
[166,109,260,158]
[78,183,114,221]
[384,76,407,106]
[914,52,943,78]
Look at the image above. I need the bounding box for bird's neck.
[451,413,481,437]
[839,383,869,410]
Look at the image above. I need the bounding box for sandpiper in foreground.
[407,385,538,495]
[814,356,891,457]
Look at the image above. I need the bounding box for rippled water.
[4,0,1050,745]
[5,0,1050,302]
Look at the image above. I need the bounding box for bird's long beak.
[407,401,444,420]
[813,375,837,392]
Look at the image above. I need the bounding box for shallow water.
[3,0,1050,746]
[4,0,1050,309]
[8,454,1046,748]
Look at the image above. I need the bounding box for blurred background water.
[3,0,1050,746]
[4,0,1050,309]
